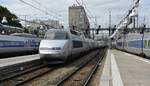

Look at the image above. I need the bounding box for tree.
[0,5,22,27]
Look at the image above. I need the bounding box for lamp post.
[1,16,8,24]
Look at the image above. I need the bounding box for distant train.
[0,33,41,55]
[0,23,24,35]
[116,32,150,57]
[39,29,102,64]
[0,23,41,57]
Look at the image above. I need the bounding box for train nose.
[39,40,68,62]
[39,47,63,54]
[40,51,66,62]
[39,40,68,54]
[40,52,64,58]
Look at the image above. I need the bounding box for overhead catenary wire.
[19,0,63,21]
[19,0,46,14]
[76,0,81,6]
[31,0,63,20]
[110,0,141,39]
[75,0,97,27]
[83,3,97,26]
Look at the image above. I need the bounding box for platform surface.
[100,49,150,86]
[0,54,40,67]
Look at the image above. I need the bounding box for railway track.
[0,59,43,82]
[21,49,101,86]
[0,65,57,86]
[56,49,106,86]
[0,48,106,86]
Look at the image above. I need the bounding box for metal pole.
[109,11,111,36]
[123,29,126,49]
[92,28,94,39]
[142,29,144,54]
[109,11,112,49]
[133,17,135,29]
[141,26,145,55]
[25,15,27,28]
[93,17,97,39]
[137,15,138,28]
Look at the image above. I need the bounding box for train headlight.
[51,47,61,50]
[40,47,61,50]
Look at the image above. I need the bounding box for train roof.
[10,33,37,38]
[46,28,86,39]
[0,23,23,31]
[46,28,67,32]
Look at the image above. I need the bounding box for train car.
[116,32,150,57]
[0,33,41,54]
[39,29,100,64]
[0,23,24,35]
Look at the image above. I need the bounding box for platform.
[0,54,40,67]
[100,49,150,86]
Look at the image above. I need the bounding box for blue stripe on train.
[117,40,143,48]
[128,40,143,48]
[0,43,39,48]
[0,45,39,48]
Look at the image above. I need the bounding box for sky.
[0,0,149,28]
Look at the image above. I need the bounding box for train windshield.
[44,31,69,40]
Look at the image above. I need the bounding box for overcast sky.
[0,0,149,28]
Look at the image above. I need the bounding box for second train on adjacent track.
[116,32,150,58]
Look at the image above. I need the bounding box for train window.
[0,41,3,46]
[148,40,150,48]
[45,31,69,40]
[3,42,8,46]
[11,42,15,45]
[73,40,83,48]
[117,42,122,47]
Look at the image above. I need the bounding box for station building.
[69,5,90,38]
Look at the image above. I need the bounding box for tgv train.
[39,29,101,63]
[116,32,150,57]
[0,33,41,55]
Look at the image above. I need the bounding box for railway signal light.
[140,24,146,34]
[96,25,101,34]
